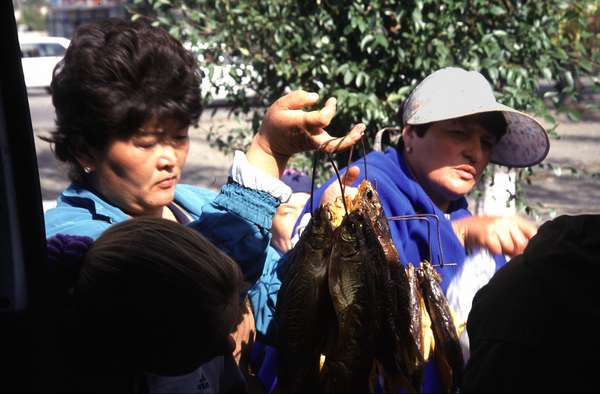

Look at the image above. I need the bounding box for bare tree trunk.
[475,165,516,216]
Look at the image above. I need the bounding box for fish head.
[355,180,384,220]
[322,194,353,231]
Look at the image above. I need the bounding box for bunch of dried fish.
[276,179,464,394]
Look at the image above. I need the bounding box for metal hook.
[386,214,455,267]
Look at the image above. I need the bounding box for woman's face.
[403,117,497,211]
[87,118,190,217]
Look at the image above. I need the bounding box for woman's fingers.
[457,215,537,257]
[267,91,332,130]
[485,235,504,256]
[508,225,530,256]
[275,89,320,110]
[303,97,337,130]
[517,217,538,239]
[261,91,323,131]
[496,231,516,257]
[315,123,366,153]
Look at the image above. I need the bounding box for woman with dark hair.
[43,17,363,339]
[56,218,247,393]
[42,18,363,392]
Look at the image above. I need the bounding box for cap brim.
[489,104,549,168]
[407,103,549,167]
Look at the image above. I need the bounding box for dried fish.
[321,211,380,394]
[353,180,399,264]
[276,207,335,393]
[416,261,464,394]
[352,180,422,393]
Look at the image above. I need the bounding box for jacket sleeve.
[187,179,281,337]
[188,179,278,283]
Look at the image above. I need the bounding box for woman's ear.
[75,149,97,174]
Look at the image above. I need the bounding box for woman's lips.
[157,176,177,188]
[455,165,476,180]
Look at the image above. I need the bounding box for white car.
[19,34,70,91]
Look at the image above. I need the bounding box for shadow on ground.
[523,158,600,220]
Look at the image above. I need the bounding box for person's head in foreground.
[272,169,311,253]
[399,67,549,211]
[48,18,201,218]
[73,217,245,378]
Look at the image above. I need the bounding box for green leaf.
[564,71,574,90]
[489,6,506,16]
[541,67,552,81]
[374,34,388,49]
[566,109,581,122]
[344,69,354,85]
[360,34,374,51]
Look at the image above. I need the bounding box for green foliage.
[130,0,599,191]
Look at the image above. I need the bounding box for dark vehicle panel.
[1,1,50,392]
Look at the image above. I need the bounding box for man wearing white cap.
[307,66,549,392]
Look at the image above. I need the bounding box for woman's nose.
[158,144,177,168]
[464,136,483,164]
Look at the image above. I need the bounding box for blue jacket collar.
[59,183,129,224]
[58,183,210,223]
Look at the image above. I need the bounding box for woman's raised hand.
[247,90,365,177]
[452,215,538,257]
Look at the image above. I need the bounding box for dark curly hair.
[46,18,202,182]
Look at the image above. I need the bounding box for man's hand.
[247,90,365,177]
[452,215,537,257]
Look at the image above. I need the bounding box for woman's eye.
[136,138,158,148]
[171,134,189,146]
[481,138,495,150]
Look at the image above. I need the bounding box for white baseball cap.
[402,67,549,167]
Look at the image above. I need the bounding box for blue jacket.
[45,180,282,336]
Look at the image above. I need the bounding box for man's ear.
[402,125,414,143]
